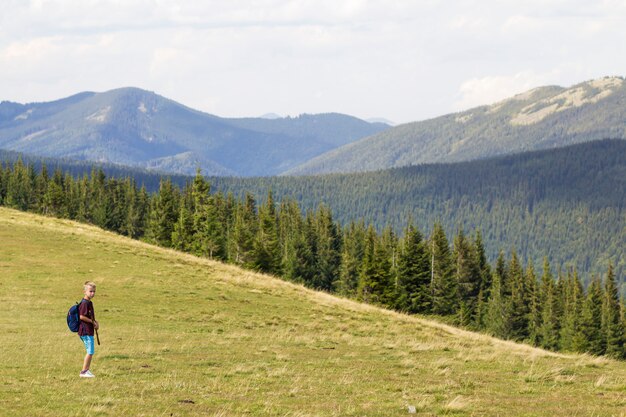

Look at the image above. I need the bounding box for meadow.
[1,206,625,416]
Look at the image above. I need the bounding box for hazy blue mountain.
[0,88,388,176]
[288,76,626,175]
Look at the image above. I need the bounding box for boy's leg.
[82,354,93,372]
[79,336,95,372]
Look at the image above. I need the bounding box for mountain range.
[288,76,626,175]
[2,76,625,177]
[0,88,388,177]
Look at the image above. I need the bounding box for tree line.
[1,158,624,359]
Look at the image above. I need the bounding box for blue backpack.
[67,299,86,332]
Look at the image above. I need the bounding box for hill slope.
[289,76,626,175]
[0,88,388,177]
[2,207,626,416]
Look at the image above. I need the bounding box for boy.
[78,281,99,378]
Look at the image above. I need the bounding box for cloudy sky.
[2,1,625,123]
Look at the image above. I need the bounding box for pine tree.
[396,222,431,314]
[473,234,495,330]
[603,264,625,359]
[64,172,80,220]
[539,258,560,350]
[526,260,542,346]
[34,163,49,213]
[559,269,583,352]
[253,190,281,274]
[508,250,530,341]
[576,275,605,355]
[454,229,481,326]
[430,223,457,315]
[190,172,224,259]
[485,263,511,338]
[358,225,379,303]
[146,178,179,247]
[336,221,366,297]
[357,225,393,307]
[230,202,256,267]
[171,192,194,252]
[6,157,32,211]
[43,169,66,217]
[310,204,341,291]
[278,199,309,283]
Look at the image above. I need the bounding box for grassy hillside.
[1,207,625,416]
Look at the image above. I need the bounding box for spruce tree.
[430,223,457,315]
[146,178,179,247]
[576,276,605,355]
[230,202,256,267]
[473,234,494,330]
[190,172,224,260]
[253,190,281,275]
[310,204,341,291]
[526,260,542,346]
[43,169,66,217]
[396,222,431,314]
[454,229,481,326]
[89,168,108,228]
[336,221,366,297]
[485,264,510,338]
[603,264,625,359]
[34,163,49,213]
[6,157,32,211]
[171,193,194,252]
[539,258,560,350]
[357,225,378,304]
[559,269,583,352]
[508,250,530,341]
[357,226,393,307]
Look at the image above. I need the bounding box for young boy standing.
[78,281,99,378]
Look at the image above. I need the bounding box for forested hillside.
[209,139,626,281]
[289,77,626,175]
[2,139,624,283]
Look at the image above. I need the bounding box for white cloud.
[1,1,626,123]
[453,72,558,112]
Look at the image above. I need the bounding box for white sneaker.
[80,370,95,378]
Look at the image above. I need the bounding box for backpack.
[67,299,86,332]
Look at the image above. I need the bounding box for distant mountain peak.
[259,113,282,119]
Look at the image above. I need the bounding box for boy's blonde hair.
[84,281,96,290]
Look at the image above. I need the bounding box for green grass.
[1,206,625,416]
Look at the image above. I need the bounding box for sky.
[1,0,626,124]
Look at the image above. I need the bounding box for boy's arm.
[80,315,99,329]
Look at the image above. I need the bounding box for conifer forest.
[1,158,624,359]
